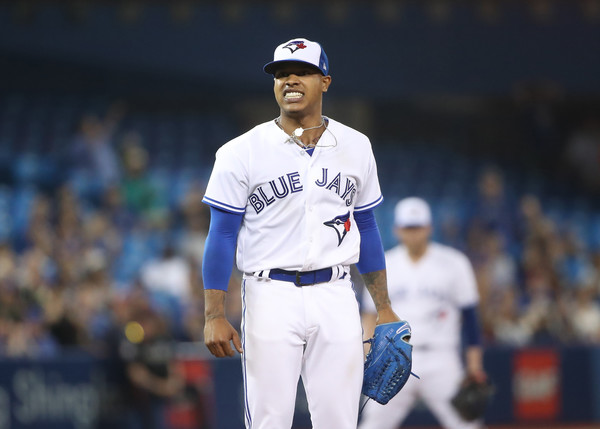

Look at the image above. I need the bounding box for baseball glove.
[451,376,495,421]
[362,320,417,405]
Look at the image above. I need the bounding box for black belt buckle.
[295,271,313,287]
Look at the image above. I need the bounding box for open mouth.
[284,91,303,101]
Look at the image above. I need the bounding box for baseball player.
[359,197,487,429]
[201,38,401,429]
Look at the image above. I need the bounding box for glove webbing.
[364,335,420,381]
[360,335,420,416]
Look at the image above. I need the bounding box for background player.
[359,197,487,429]
[201,38,402,429]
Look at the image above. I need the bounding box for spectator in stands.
[520,242,571,344]
[119,132,166,227]
[473,230,518,317]
[556,230,595,290]
[176,183,209,270]
[487,287,533,346]
[54,185,84,258]
[44,281,85,350]
[101,184,136,233]
[18,193,53,250]
[467,166,517,247]
[0,251,58,357]
[82,211,123,269]
[140,243,193,339]
[19,221,56,294]
[69,102,126,198]
[517,194,549,241]
[70,249,114,344]
[484,232,518,292]
[567,285,600,344]
[1,313,58,358]
[120,307,184,429]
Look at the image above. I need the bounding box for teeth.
[285,92,303,100]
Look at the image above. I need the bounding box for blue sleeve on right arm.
[202,206,243,291]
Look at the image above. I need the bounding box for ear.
[322,75,332,92]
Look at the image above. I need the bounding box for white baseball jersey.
[202,117,383,274]
[362,242,479,349]
[203,116,381,429]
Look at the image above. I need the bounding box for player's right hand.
[204,316,243,357]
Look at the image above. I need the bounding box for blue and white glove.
[362,320,419,405]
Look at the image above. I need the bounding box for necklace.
[275,116,336,149]
[276,116,326,149]
[276,116,325,136]
[292,117,325,137]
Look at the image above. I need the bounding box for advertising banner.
[513,349,560,421]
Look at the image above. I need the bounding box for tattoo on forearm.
[363,269,391,311]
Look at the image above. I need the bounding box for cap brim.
[263,59,326,76]
[397,223,430,228]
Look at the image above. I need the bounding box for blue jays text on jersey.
[248,168,357,214]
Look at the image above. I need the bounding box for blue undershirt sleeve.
[202,206,243,291]
[462,305,483,346]
[354,209,386,274]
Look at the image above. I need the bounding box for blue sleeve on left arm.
[462,305,483,346]
[354,209,386,274]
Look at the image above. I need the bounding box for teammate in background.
[201,38,401,428]
[359,197,487,429]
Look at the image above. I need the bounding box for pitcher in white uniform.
[359,197,487,429]
[201,38,403,429]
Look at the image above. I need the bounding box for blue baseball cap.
[263,38,330,76]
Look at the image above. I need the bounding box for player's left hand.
[375,306,401,326]
[362,320,416,404]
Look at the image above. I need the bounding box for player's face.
[396,226,431,252]
[273,63,331,118]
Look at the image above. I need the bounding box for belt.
[268,267,343,286]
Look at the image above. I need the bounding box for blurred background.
[1,0,600,428]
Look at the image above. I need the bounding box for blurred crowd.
[448,167,600,347]
[0,103,242,362]
[0,101,599,366]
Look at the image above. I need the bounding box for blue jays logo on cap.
[263,37,330,76]
[324,212,351,246]
[283,40,308,53]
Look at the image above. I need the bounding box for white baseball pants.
[241,275,364,429]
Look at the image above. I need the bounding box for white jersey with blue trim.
[202,117,383,274]
[362,242,479,350]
